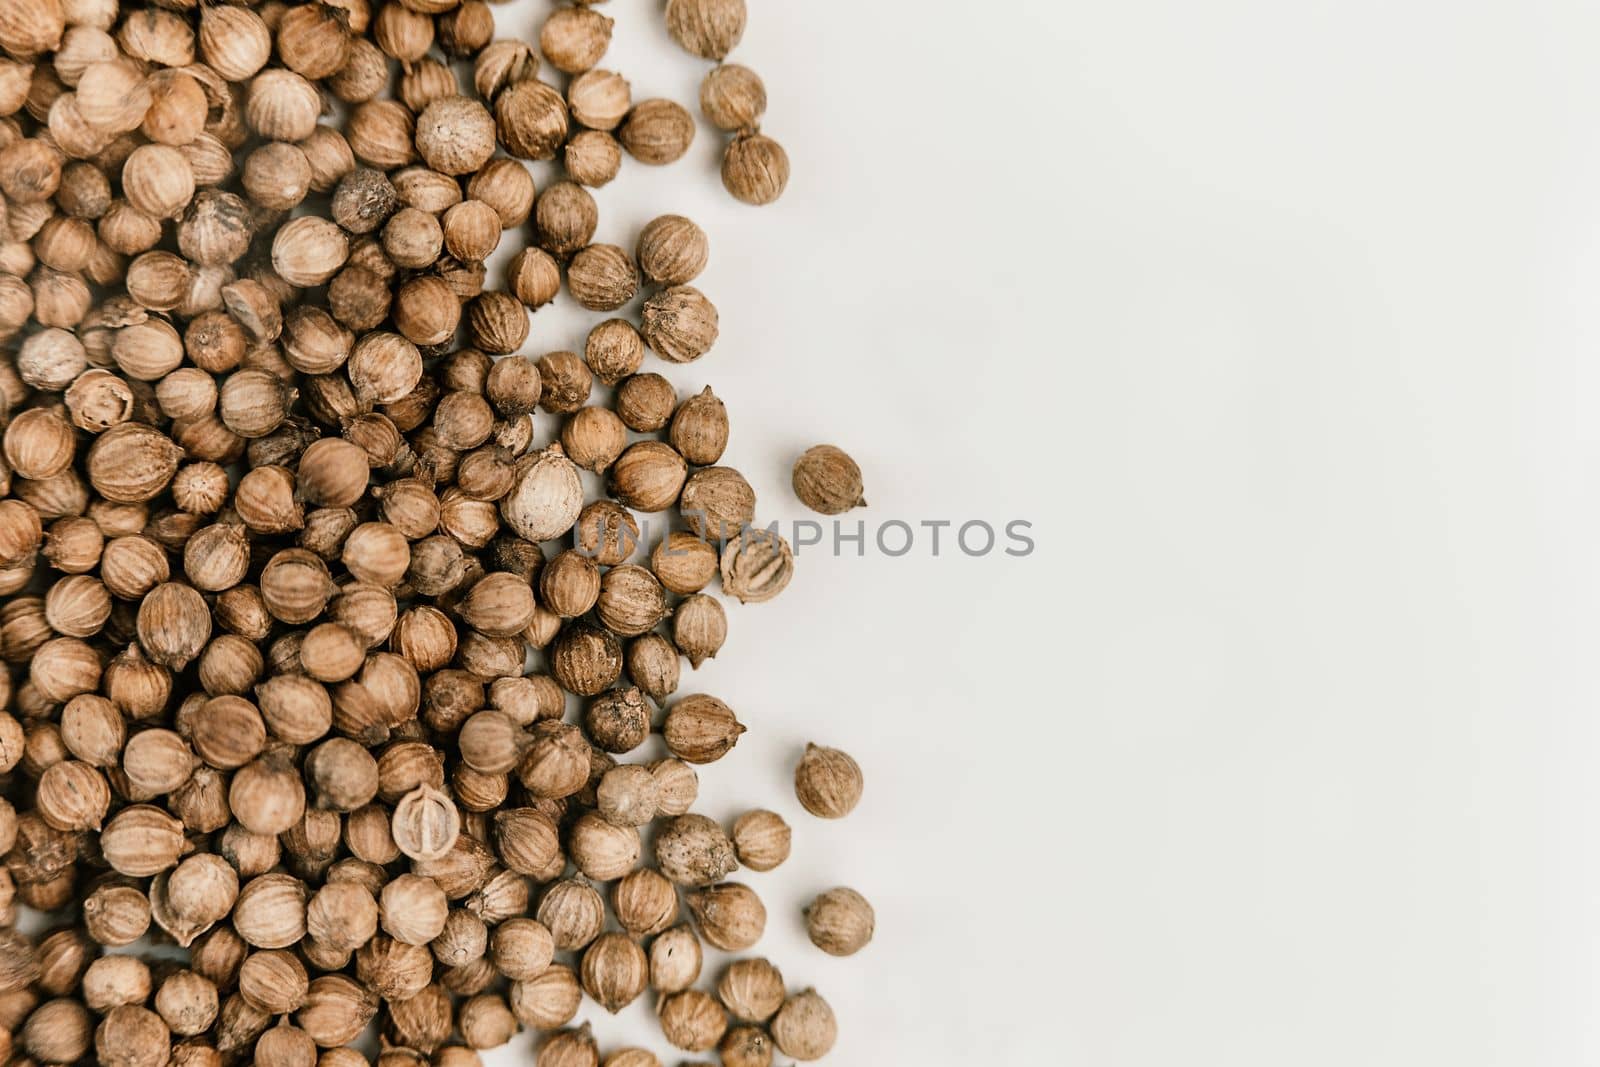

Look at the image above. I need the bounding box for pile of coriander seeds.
[0,0,873,1064]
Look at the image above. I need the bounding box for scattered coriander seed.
[722,133,791,206]
[794,743,864,818]
[655,813,739,886]
[687,882,767,951]
[771,989,838,1061]
[805,886,876,957]
[718,957,787,1023]
[700,64,767,132]
[664,0,748,61]
[657,988,728,1052]
[793,444,867,514]
[0,5,863,1061]
[732,810,792,872]
[641,285,720,363]
[619,99,696,165]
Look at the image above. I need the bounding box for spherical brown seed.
[650,532,719,595]
[638,215,709,286]
[0,0,65,58]
[593,566,667,640]
[87,422,182,501]
[492,806,561,877]
[577,321,639,389]
[447,200,504,264]
[700,63,766,131]
[540,6,612,73]
[564,129,622,187]
[298,438,369,508]
[566,244,638,312]
[296,974,377,1047]
[491,917,554,981]
[648,924,702,995]
[657,989,727,1052]
[458,572,537,637]
[584,687,651,755]
[792,444,866,514]
[549,624,622,697]
[535,350,592,414]
[225,959,301,1015]
[501,445,583,543]
[496,79,568,161]
[568,812,641,881]
[655,813,737,887]
[538,1024,598,1067]
[770,989,837,1061]
[567,68,630,130]
[540,549,600,618]
[687,882,765,951]
[665,0,746,60]
[23,997,93,1063]
[506,245,561,310]
[537,879,604,952]
[305,880,379,951]
[123,144,195,219]
[721,1025,775,1067]
[95,1003,170,1067]
[415,95,496,175]
[609,442,687,513]
[619,99,694,165]
[137,581,211,670]
[718,957,786,1023]
[232,873,308,949]
[519,721,592,799]
[347,99,418,168]
[649,758,699,817]
[612,866,675,935]
[37,759,110,831]
[468,158,536,228]
[155,969,218,1036]
[381,874,449,945]
[641,285,719,363]
[805,886,876,958]
[671,593,728,670]
[731,809,791,872]
[667,388,728,467]
[579,932,646,1013]
[272,216,348,287]
[794,743,863,819]
[200,5,271,80]
[723,133,791,205]
[534,181,597,258]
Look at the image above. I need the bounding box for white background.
[486,1,1600,1063]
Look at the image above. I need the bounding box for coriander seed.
[731,809,791,872]
[723,133,791,205]
[794,743,863,818]
[619,99,695,165]
[792,444,866,514]
[771,989,837,1061]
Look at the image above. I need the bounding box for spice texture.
[0,0,866,1064]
